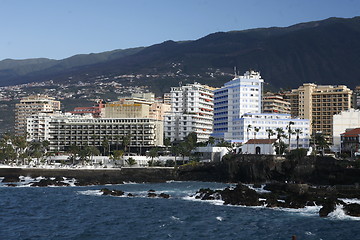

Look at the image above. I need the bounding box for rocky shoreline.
[2,155,360,218]
[193,183,360,218]
[0,167,176,186]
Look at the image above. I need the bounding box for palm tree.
[171,144,180,167]
[266,129,275,140]
[115,135,121,150]
[12,135,28,165]
[275,127,287,155]
[207,136,215,146]
[122,134,131,155]
[112,150,124,166]
[246,124,252,153]
[68,144,80,165]
[101,137,110,156]
[254,127,260,139]
[294,129,303,149]
[147,147,159,166]
[164,137,171,155]
[87,146,100,165]
[314,133,329,156]
[287,121,295,151]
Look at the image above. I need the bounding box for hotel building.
[15,95,61,136]
[227,113,310,149]
[285,83,353,143]
[26,113,163,151]
[164,82,215,142]
[213,70,264,140]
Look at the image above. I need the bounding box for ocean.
[0,179,359,240]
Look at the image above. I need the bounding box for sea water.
[0,181,359,240]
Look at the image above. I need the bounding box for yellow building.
[15,95,61,136]
[103,94,170,121]
[285,83,352,142]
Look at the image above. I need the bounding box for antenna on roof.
[234,66,237,78]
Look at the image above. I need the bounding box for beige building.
[262,93,291,114]
[103,94,170,121]
[285,83,353,142]
[15,95,61,136]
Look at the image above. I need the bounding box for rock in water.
[344,203,360,217]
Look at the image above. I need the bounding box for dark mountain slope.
[1,17,360,90]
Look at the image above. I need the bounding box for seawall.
[0,167,176,184]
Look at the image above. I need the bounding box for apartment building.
[262,93,291,114]
[213,70,264,140]
[15,95,61,136]
[285,83,352,143]
[26,113,163,151]
[164,82,215,142]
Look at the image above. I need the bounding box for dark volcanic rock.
[195,188,222,201]
[30,178,70,187]
[344,203,360,217]
[101,188,124,196]
[5,183,17,187]
[148,192,157,198]
[2,175,20,182]
[222,184,260,206]
[319,198,337,217]
[159,193,170,199]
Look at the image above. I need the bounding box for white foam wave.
[246,184,271,193]
[182,195,224,206]
[77,190,103,196]
[122,181,139,185]
[216,216,223,221]
[339,198,360,204]
[328,204,360,221]
[170,216,182,222]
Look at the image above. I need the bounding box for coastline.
[0,167,176,185]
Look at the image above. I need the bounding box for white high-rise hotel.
[213,70,310,148]
[164,82,215,142]
[213,70,263,140]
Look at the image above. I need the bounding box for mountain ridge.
[1,16,360,91]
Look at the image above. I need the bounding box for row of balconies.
[50,130,154,135]
[50,125,155,130]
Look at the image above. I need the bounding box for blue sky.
[1,0,359,60]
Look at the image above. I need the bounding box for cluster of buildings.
[13,70,360,157]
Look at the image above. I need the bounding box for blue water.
[0,181,359,240]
